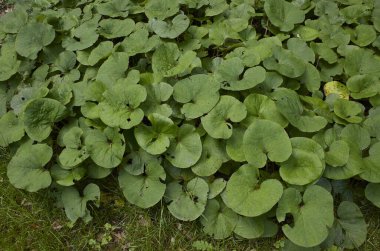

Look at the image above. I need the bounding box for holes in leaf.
[159,177,166,184]
[127,118,131,122]
[192,195,199,203]
[362,148,370,158]
[284,213,295,228]
[142,117,152,126]
[226,123,232,130]
[222,81,230,88]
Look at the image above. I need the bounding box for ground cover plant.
[1,0,380,249]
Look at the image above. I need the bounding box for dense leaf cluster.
[1,0,380,249]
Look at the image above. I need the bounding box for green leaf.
[222,164,283,217]
[99,84,146,129]
[123,148,160,175]
[225,126,246,162]
[360,142,380,182]
[365,183,380,208]
[96,52,129,86]
[263,47,306,78]
[23,98,67,142]
[343,47,380,77]
[173,74,220,119]
[10,87,49,115]
[325,140,350,167]
[215,57,266,91]
[119,28,160,56]
[152,42,198,80]
[272,88,328,132]
[98,18,135,39]
[234,216,265,239]
[350,25,377,47]
[61,183,100,223]
[192,136,228,177]
[145,0,179,20]
[279,137,325,185]
[243,119,292,168]
[51,165,86,186]
[80,41,113,66]
[276,185,334,247]
[0,4,28,33]
[62,17,99,51]
[96,0,130,17]
[346,74,380,99]
[311,43,338,64]
[0,112,24,147]
[243,94,287,127]
[165,124,202,168]
[0,43,21,81]
[140,81,173,117]
[208,178,227,199]
[264,0,305,32]
[201,199,239,239]
[7,143,52,192]
[333,99,363,124]
[334,201,367,249]
[15,22,55,59]
[119,162,166,208]
[201,96,247,139]
[287,38,315,63]
[134,113,177,155]
[166,177,209,221]
[150,13,190,39]
[85,127,125,168]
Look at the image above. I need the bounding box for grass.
[1,146,380,251]
[0,147,274,251]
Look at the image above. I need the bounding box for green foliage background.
[1,0,380,249]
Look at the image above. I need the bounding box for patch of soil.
[0,0,12,16]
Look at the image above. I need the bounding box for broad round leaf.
[166,177,209,221]
[243,119,292,168]
[264,0,305,32]
[335,201,367,249]
[208,178,227,199]
[192,136,228,176]
[134,113,177,155]
[150,13,190,39]
[325,140,350,167]
[173,74,220,119]
[61,183,100,223]
[99,84,147,129]
[201,199,239,239]
[276,186,334,247]
[233,216,265,239]
[15,22,55,59]
[85,127,125,168]
[216,57,266,91]
[119,162,166,208]
[0,112,24,147]
[243,93,287,127]
[23,98,67,142]
[346,74,380,99]
[7,143,52,192]
[201,96,247,139]
[222,164,283,217]
[279,137,325,186]
[165,124,202,168]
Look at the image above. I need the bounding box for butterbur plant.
[1,0,380,249]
